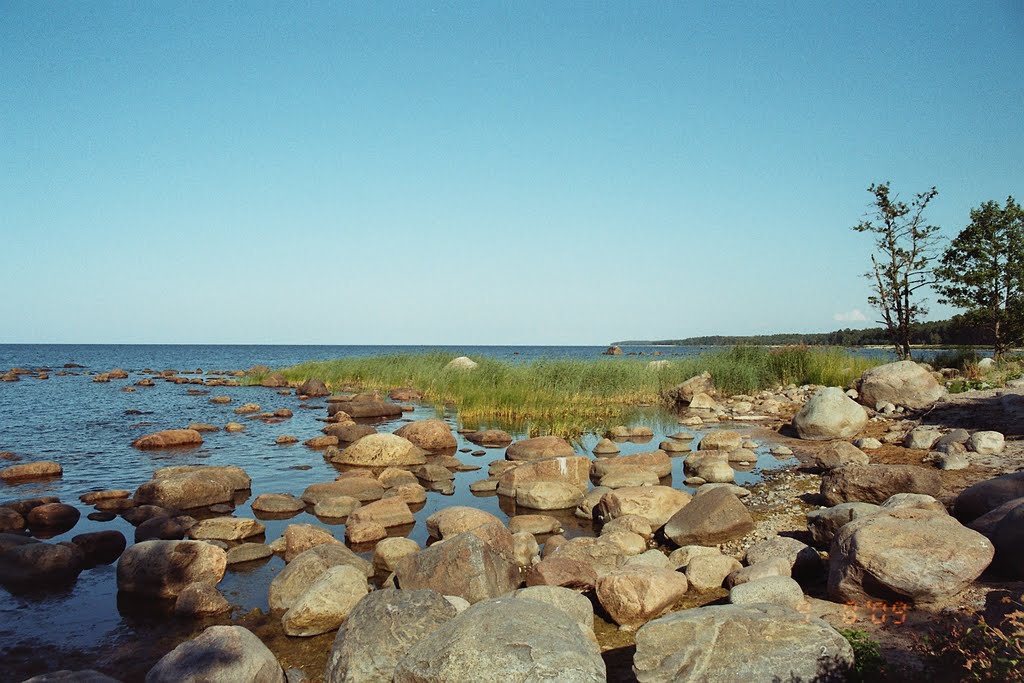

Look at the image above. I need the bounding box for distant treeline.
[615,315,991,347]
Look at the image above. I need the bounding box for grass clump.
[250,346,882,438]
[839,629,886,682]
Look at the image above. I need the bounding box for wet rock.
[0,460,64,482]
[329,433,426,467]
[389,387,422,401]
[305,436,339,449]
[252,493,305,514]
[21,670,120,682]
[394,419,457,451]
[134,476,232,510]
[174,582,230,616]
[0,542,84,586]
[859,360,946,410]
[154,465,251,491]
[71,530,126,566]
[0,507,25,532]
[600,467,659,488]
[224,422,245,432]
[698,430,742,451]
[378,467,418,488]
[813,441,870,470]
[594,486,691,530]
[425,506,503,539]
[413,464,454,482]
[269,544,373,610]
[122,504,176,526]
[325,588,458,683]
[117,540,226,598]
[394,523,521,604]
[828,508,994,604]
[186,423,218,433]
[314,496,361,518]
[226,543,273,565]
[465,429,513,447]
[820,464,942,506]
[729,576,805,609]
[393,596,605,682]
[282,565,369,636]
[592,438,620,455]
[346,497,414,530]
[607,425,655,439]
[807,502,881,549]
[145,625,284,683]
[508,514,562,536]
[792,387,868,440]
[331,401,403,419]
[505,436,575,462]
[302,479,384,505]
[496,456,590,497]
[131,429,203,449]
[685,553,741,591]
[298,378,330,397]
[26,502,80,532]
[664,487,754,547]
[261,373,288,388]
[135,516,191,542]
[968,431,1005,455]
[592,451,671,479]
[745,536,822,579]
[189,516,265,541]
[383,483,427,505]
[79,490,131,505]
[633,604,852,683]
[596,566,689,627]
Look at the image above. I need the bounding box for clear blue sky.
[2,2,1022,344]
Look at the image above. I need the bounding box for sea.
[0,343,892,681]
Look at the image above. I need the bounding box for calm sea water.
[0,343,836,680]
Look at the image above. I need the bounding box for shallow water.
[0,345,798,681]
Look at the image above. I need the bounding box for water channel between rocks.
[0,367,796,681]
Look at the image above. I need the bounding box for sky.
[1,2,1022,345]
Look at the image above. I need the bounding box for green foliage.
[931,348,983,371]
[839,629,886,682]
[852,181,942,360]
[935,196,1024,359]
[252,347,882,438]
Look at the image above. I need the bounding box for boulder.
[330,434,426,467]
[515,481,583,510]
[314,496,361,518]
[269,544,372,611]
[0,542,84,586]
[324,588,458,683]
[323,423,377,442]
[134,475,232,510]
[593,486,691,530]
[26,502,81,531]
[189,517,265,541]
[828,508,994,604]
[729,576,805,609]
[505,436,575,461]
[251,493,305,514]
[0,460,63,481]
[745,536,822,579]
[174,582,230,616]
[807,501,881,549]
[117,540,226,598]
[632,604,853,683]
[282,565,369,636]
[664,487,754,546]
[22,671,120,682]
[596,566,689,627]
[282,524,342,562]
[333,401,403,419]
[904,427,943,450]
[955,472,1024,522]
[968,431,1005,455]
[373,537,421,573]
[792,387,868,441]
[726,558,791,588]
[497,455,590,496]
[820,464,941,506]
[548,536,626,579]
[514,585,596,639]
[226,543,273,565]
[685,553,741,591]
[346,497,414,529]
[153,465,251,491]
[425,506,503,539]
[261,372,288,388]
[394,523,521,604]
[859,361,946,410]
[298,378,330,397]
[145,625,284,683]
[592,438,620,455]
[990,503,1024,578]
[813,442,870,470]
[134,516,191,542]
[525,556,599,590]
[70,530,127,566]
[665,372,714,406]
[465,429,513,447]
[508,514,563,536]
[698,431,742,451]
[592,451,671,479]
[0,507,25,532]
[445,356,478,370]
[301,479,384,505]
[394,419,457,451]
[131,429,203,449]
[393,596,605,683]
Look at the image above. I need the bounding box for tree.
[934,196,1024,359]
[852,182,942,360]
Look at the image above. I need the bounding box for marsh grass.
[249,346,882,438]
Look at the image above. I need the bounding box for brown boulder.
[131,429,203,449]
[505,436,575,461]
[395,419,458,451]
[0,460,63,481]
[664,487,754,546]
[820,464,942,506]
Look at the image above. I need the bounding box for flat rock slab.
[664,487,754,546]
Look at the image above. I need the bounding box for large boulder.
[813,442,870,470]
[593,486,691,530]
[269,544,373,611]
[632,604,853,683]
[806,502,881,549]
[792,387,868,441]
[954,472,1024,522]
[591,451,672,479]
[131,429,204,449]
[117,540,226,598]
[189,517,265,541]
[665,372,715,406]
[859,360,946,410]
[596,566,689,627]
[505,436,575,461]
[548,536,626,579]
[425,506,503,539]
[330,434,427,467]
[393,596,605,683]
[990,503,1024,578]
[828,508,994,604]
[153,465,251,491]
[71,530,127,566]
[515,481,584,510]
[820,464,941,506]
[664,487,754,546]
[445,356,479,370]
[134,472,233,510]
[145,625,284,683]
[331,401,403,419]
[325,589,458,683]
[0,460,63,481]
[0,542,84,586]
[496,456,591,497]
[394,419,457,451]
[302,479,384,505]
[298,377,330,397]
[394,523,520,603]
[282,565,369,636]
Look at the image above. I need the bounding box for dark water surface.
[0,344,804,681]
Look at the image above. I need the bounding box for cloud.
[833,309,868,322]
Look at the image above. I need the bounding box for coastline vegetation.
[249,346,884,437]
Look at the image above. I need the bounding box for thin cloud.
[833,309,868,322]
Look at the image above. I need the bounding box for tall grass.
[249,346,882,438]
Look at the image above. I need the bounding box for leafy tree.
[852,182,942,359]
[935,196,1024,359]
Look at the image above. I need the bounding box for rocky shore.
[1,358,1022,682]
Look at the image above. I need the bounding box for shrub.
[839,629,886,682]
